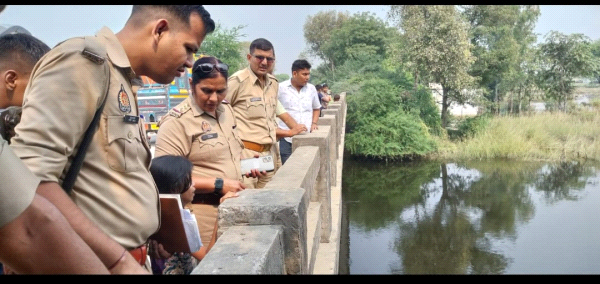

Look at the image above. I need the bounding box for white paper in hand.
[182,208,202,253]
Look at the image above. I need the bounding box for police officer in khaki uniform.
[0,30,108,274]
[154,56,257,246]
[227,38,301,189]
[10,6,215,274]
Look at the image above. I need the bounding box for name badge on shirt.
[123,115,139,124]
[201,133,218,141]
[250,97,262,102]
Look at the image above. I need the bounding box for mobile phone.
[240,155,275,175]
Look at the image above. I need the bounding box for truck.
[137,54,201,136]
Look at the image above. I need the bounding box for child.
[149,155,238,275]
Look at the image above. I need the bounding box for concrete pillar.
[320,108,341,147]
[217,188,309,274]
[317,115,338,160]
[192,225,285,274]
[265,146,320,201]
[292,130,332,243]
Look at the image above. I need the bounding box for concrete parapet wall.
[320,108,341,147]
[215,188,308,274]
[265,146,320,201]
[192,225,285,274]
[192,93,347,275]
[291,129,332,243]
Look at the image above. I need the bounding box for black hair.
[191,56,228,86]
[316,84,323,91]
[0,33,50,72]
[150,155,193,195]
[131,5,215,35]
[291,59,311,73]
[249,38,274,55]
[321,83,328,88]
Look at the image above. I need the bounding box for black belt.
[191,193,221,205]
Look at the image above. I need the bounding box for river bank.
[431,109,600,162]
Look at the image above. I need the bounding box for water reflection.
[341,157,600,274]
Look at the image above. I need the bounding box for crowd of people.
[0,5,337,274]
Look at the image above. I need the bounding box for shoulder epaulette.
[221,99,230,104]
[267,73,278,82]
[80,36,106,65]
[168,101,192,118]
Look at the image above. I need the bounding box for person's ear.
[152,19,169,44]
[3,70,17,91]
[246,53,252,62]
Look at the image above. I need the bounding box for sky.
[1,5,599,75]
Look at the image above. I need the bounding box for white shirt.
[277,80,321,143]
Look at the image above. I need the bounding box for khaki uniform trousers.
[187,203,218,247]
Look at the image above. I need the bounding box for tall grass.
[432,110,600,162]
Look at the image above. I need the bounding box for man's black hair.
[131,5,215,35]
[0,33,50,71]
[291,59,311,73]
[249,38,274,54]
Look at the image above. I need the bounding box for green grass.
[431,110,600,162]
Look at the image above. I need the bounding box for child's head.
[150,155,195,205]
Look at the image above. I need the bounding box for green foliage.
[436,111,600,161]
[590,39,600,84]
[321,12,392,69]
[274,73,289,82]
[303,10,350,69]
[388,5,476,127]
[535,31,599,111]
[402,86,444,136]
[345,79,437,161]
[198,23,247,75]
[463,5,541,114]
[453,114,491,141]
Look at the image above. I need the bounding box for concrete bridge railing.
[192,92,347,274]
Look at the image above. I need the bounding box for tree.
[462,5,540,115]
[591,39,600,84]
[198,23,247,74]
[389,5,476,128]
[303,10,350,76]
[535,31,599,111]
[322,12,391,69]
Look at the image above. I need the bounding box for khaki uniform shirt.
[154,96,244,181]
[10,27,159,249]
[0,136,38,227]
[226,67,279,149]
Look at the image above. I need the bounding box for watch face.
[214,178,224,194]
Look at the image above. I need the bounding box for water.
[340,157,600,274]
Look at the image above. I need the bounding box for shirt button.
[128,131,133,139]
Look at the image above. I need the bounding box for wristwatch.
[214,177,224,195]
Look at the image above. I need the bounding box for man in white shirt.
[277,59,321,165]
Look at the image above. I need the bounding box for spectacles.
[193,62,229,74]
[252,55,275,63]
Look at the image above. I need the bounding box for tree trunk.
[441,85,450,128]
[495,82,499,115]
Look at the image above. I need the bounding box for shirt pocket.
[190,132,227,163]
[245,97,266,119]
[106,115,144,172]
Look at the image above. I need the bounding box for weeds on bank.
[432,110,600,162]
